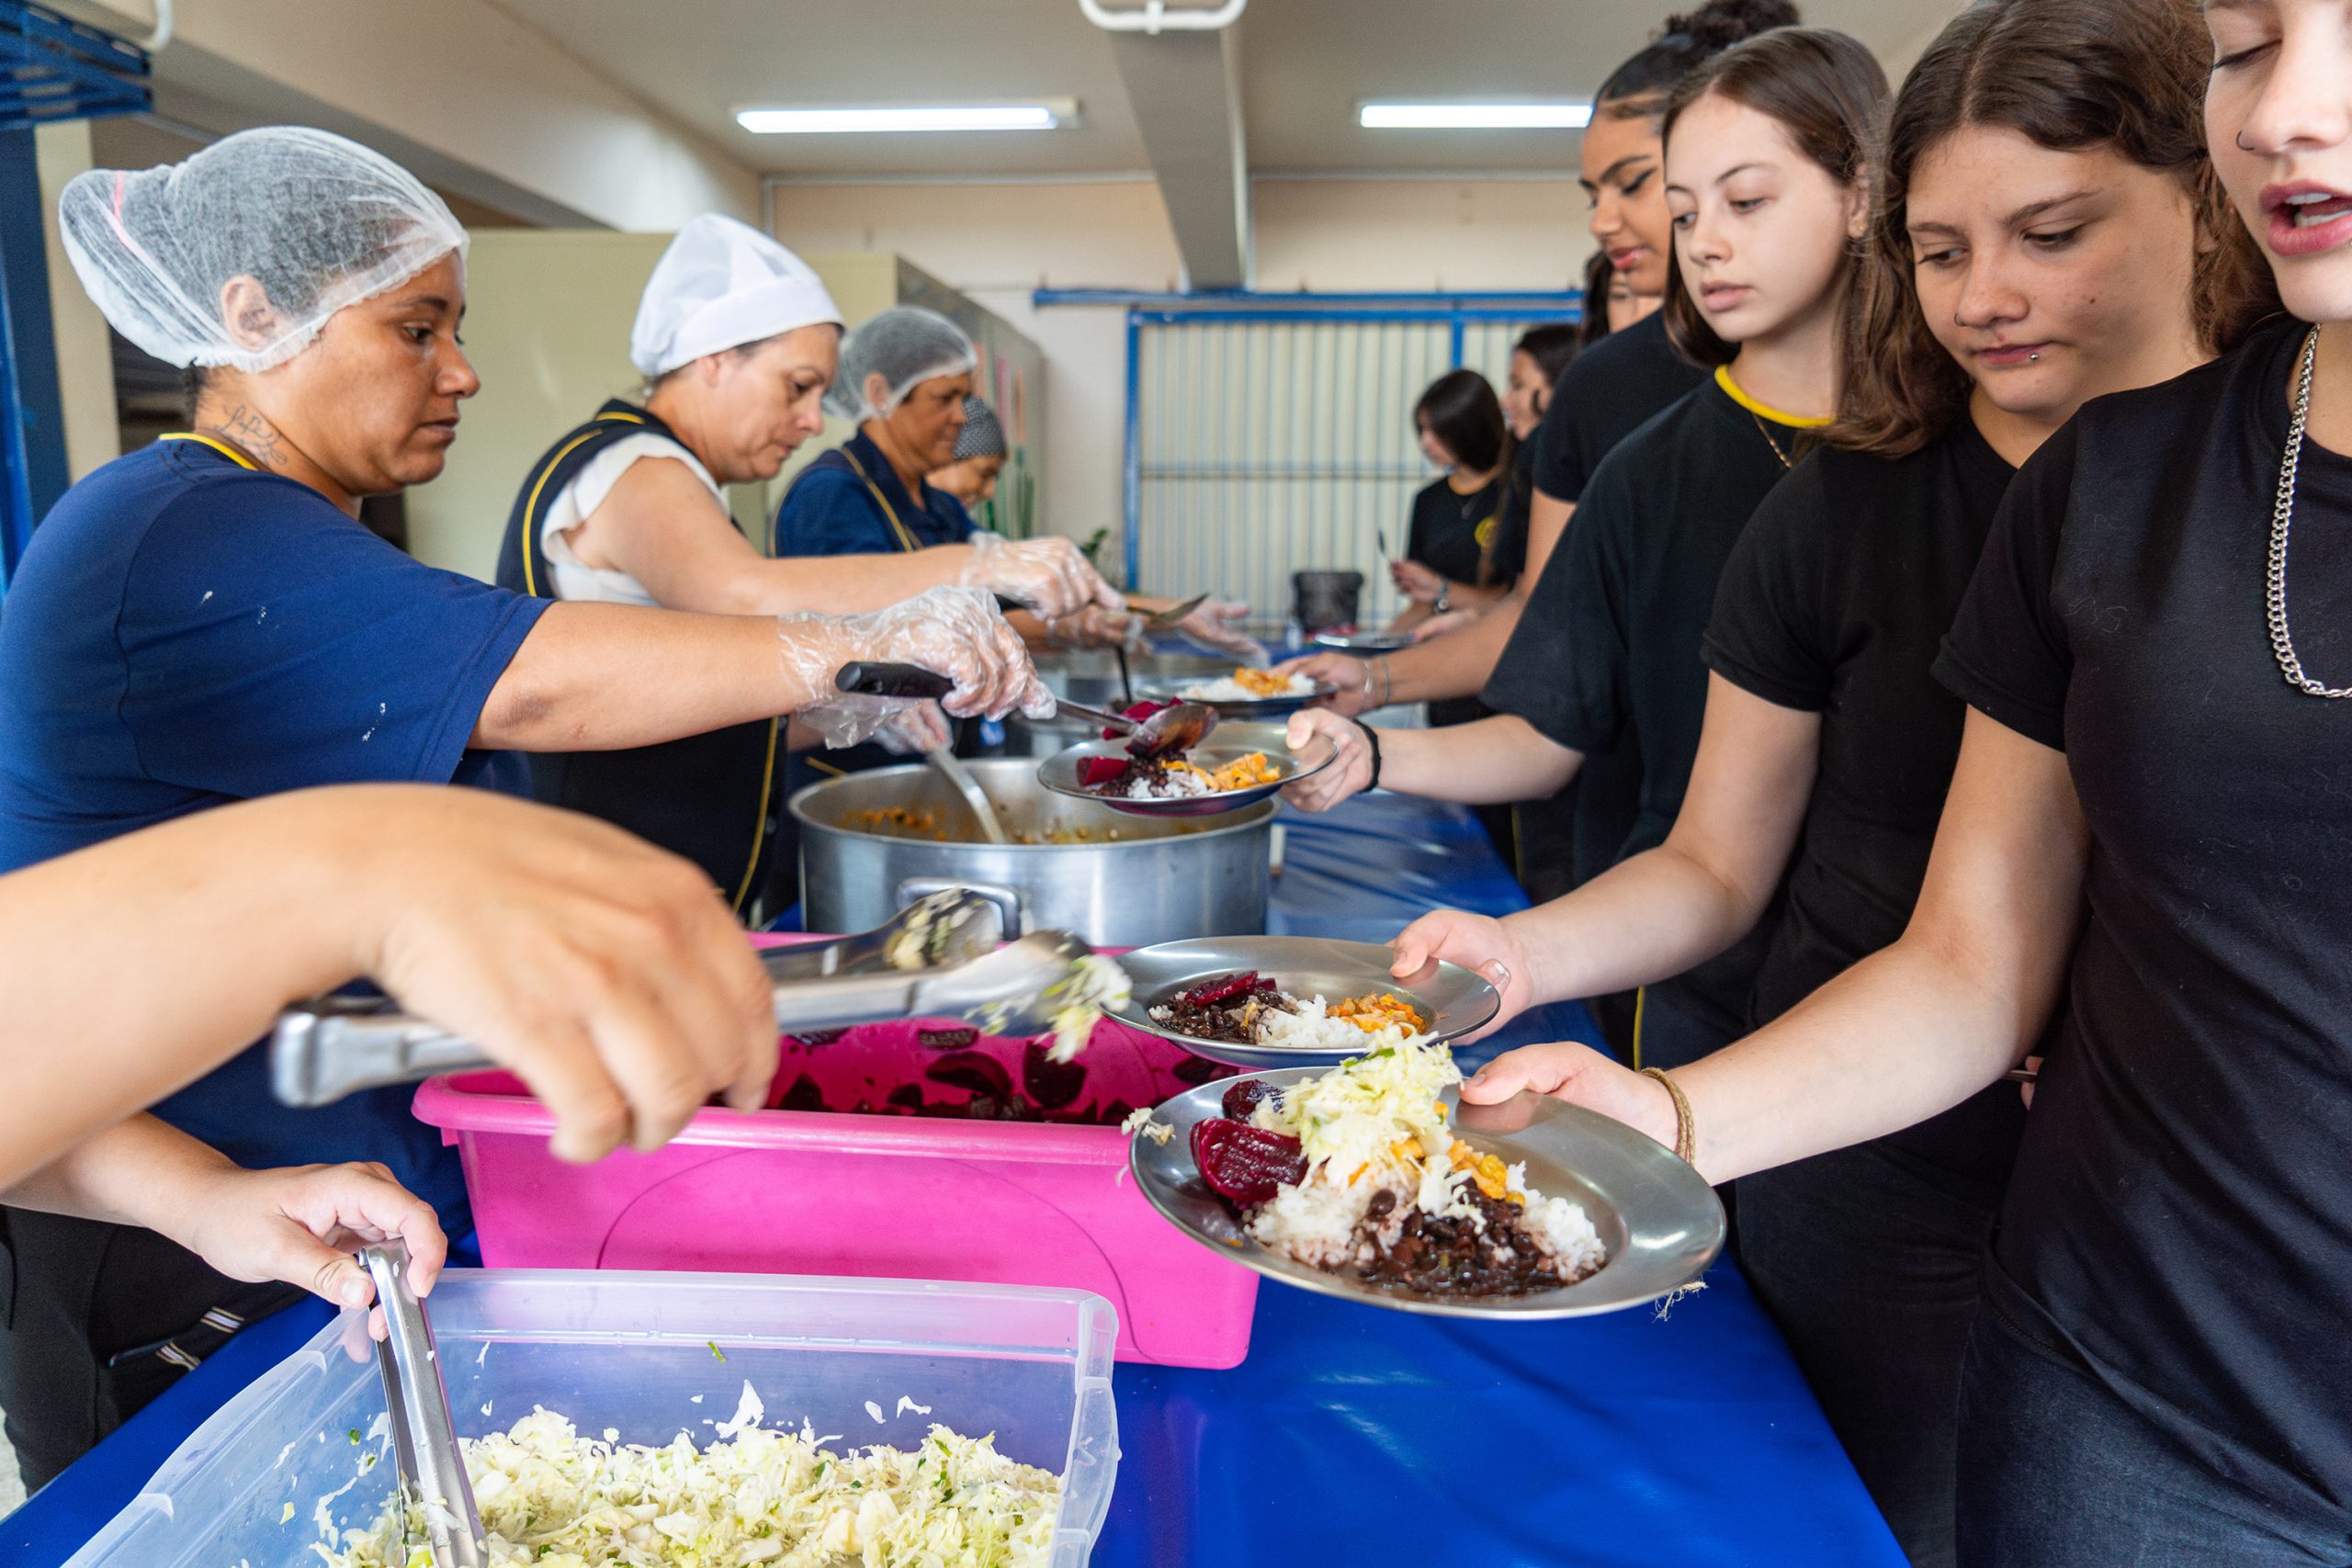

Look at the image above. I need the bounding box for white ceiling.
[493,0,1965,179]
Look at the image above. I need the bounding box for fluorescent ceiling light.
[738,103,1071,134]
[1359,102,1592,130]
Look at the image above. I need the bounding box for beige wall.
[772,177,1590,551]
[32,121,119,482]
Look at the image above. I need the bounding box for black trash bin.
[1292,570,1364,633]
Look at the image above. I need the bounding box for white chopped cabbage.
[311,1405,1061,1567]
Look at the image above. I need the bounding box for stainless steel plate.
[1107,935,1498,1067]
[1309,629,1415,653]
[1133,674,1336,719]
[1132,1066,1725,1318]
[1035,722,1335,818]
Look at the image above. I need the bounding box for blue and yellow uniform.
[495,400,784,915]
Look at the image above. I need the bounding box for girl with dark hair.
[1390,368,1517,637]
[1277,0,1788,772]
[1457,0,2352,1558]
[1390,2,2265,1560]
[1290,28,1885,1066]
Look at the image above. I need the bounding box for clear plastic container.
[62,1269,1119,1568]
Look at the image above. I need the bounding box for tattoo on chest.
[210,405,286,468]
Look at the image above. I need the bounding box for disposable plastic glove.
[963,531,1124,620]
[1172,597,1268,663]
[782,584,1052,748]
[874,699,955,755]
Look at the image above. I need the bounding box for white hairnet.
[631,214,843,378]
[57,126,467,374]
[826,306,978,421]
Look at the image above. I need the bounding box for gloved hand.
[963,532,1124,621]
[1044,604,1147,651]
[873,700,954,755]
[1169,597,1266,662]
[781,585,1052,748]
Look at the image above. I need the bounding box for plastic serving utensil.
[270,892,1065,1107]
[363,1240,485,1568]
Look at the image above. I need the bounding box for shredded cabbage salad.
[311,1392,1061,1568]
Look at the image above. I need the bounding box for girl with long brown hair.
[1386,3,2267,1559]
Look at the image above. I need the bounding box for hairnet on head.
[58,126,467,374]
[631,214,842,378]
[951,397,1007,462]
[825,306,977,421]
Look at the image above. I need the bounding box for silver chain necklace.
[2266,326,2352,699]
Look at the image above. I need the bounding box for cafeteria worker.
[0,126,1045,1483]
[776,305,1261,658]
[498,217,1108,908]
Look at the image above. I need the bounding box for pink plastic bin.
[413,939,1259,1369]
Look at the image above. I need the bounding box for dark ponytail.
[1595,0,1802,119]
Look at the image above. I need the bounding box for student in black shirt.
[1390,369,1516,649]
[1288,28,1885,1067]
[1461,3,2352,1562]
[1476,323,1584,608]
[1275,0,1789,724]
[1400,0,2256,1556]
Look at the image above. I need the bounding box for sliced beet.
[1220,1078,1279,1121]
[1078,756,1133,789]
[924,1050,1015,1100]
[1190,1117,1307,1206]
[1176,971,1278,1011]
[1022,1041,1090,1109]
[775,1073,828,1112]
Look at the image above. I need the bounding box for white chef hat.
[58,126,467,374]
[630,213,843,378]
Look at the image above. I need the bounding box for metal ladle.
[832,660,1217,759]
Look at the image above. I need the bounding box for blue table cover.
[4,793,1901,1567]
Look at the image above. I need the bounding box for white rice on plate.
[1177,671,1319,704]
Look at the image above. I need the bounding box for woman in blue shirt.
[0,126,1046,1483]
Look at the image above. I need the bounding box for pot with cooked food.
[791,759,1273,947]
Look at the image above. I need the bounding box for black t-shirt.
[1406,471,1501,588]
[1486,372,1813,1047]
[1703,418,2026,1198]
[1935,316,2352,1513]
[1486,438,1539,587]
[1531,312,1708,506]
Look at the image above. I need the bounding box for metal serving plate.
[1132,1066,1725,1318]
[1036,722,1335,818]
[1107,935,1498,1067]
[1309,629,1415,653]
[1132,673,1336,719]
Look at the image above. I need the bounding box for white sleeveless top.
[538,433,725,606]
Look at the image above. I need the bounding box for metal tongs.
[362,1240,485,1568]
[272,890,1099,1107]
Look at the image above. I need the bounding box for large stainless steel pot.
[790,759,1273,947]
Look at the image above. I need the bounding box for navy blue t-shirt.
[773,429,975,557]
[0,437,549,1229]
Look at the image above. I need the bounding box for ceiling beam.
[1102,21,1249,289]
